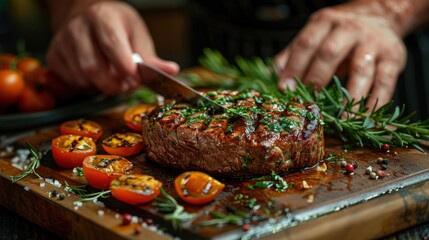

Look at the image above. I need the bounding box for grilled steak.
[141,90,324,177]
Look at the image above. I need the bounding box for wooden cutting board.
[1,104,429,240]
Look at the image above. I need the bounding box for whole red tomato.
[0,53,16,69]
[18,87,56,113]
[40,69,78,100]
[16,57,41,84]
[0,69,25,107]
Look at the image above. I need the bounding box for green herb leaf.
[10,141,43,183]
[153,188,194,230]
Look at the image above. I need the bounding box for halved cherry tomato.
[110,174,162,205]
[123,103,156,132]
[82,155,133,189]
[18,87,56,113]
[51,134,97,169]
[174,171,225,205]
[0,69,25,106]
[102,132,144,157]
[60,119,104,140]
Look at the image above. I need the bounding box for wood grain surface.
[1,104,429,240]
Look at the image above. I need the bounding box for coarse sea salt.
[45,178,62,188]
[9,149,33,170]
[131,216,139,223]
[97,210,104,216]
[73,201,83,207]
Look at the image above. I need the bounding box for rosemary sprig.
[153,188,194,230]
[64,181,110,202]
[199,205,254,227]
[128,87,158,105]
[10,141,43,182]
[198,48,429,150]
[199,211,244,226]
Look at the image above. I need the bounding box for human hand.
[275,1,407,109]
[46,1,179,96]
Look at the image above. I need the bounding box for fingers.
[278,17,333,90]
[47,27,89,90]
[46,1,181,96]
[274,5,406,110]
[144,57,180,76]
[86,3,137,86]
[345,47,376,103]
[303,26,358,89]
[366,60,402,109]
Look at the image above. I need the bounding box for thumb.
[144,57,180,76]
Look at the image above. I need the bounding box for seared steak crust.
[141,90,324,177]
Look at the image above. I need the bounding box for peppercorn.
[381,164,388,170]
[351,161,358,169]
[381,158,389,165]
[134,225,142,235]
[365,166,373,175]
[122,213,132,225]
[144,218,154,226]
[369,172,377,179]
[345,163,354,173]
[242,224,251,232]
[382,143,390,151]
[377,170,386,178]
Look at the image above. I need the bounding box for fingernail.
[284,78,296,90]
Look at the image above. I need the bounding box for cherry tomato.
[0,53,16,69]
[42,69,78,100]
[60,119,104,140]
[16,56,41,84]
[51,134,97,169]
[18,87,56,113]
[0,69,25,106]
[123,104,156,132]
[174,171,225,205]
[110,174,162,205]
[102,132,144,157]
[82,155,133,189]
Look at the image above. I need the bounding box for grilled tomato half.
[82,155,133,189]
[123,103,156,132]
[174,171,225,205]
[110,174,162,205]
[60,119,104,140]
[102,132,144,157]
[51,135,97,168]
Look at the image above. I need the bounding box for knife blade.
[132,53,226,113]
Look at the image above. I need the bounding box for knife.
[132,53,226,113]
